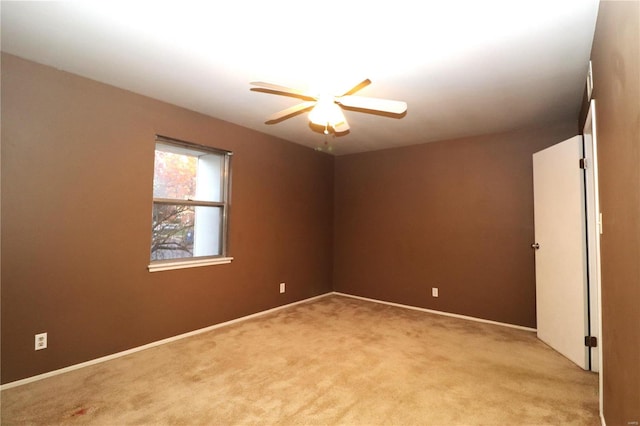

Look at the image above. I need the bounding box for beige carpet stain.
[1,295,599,425]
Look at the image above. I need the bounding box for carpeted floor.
[1,294,599,425]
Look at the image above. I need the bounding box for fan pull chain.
[324,123,329,135]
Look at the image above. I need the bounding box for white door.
[583,99,601,373]
[532,135,589,370]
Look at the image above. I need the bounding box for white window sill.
[148,257,233,272]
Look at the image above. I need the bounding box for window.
[148,136,232,272]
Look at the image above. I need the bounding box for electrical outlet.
[35,332,47,350]
[279,282,286,294]
[432,287,439,298]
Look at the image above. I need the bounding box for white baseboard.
[333,292,537,332]
[0,292,332,391]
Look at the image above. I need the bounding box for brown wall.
[0,54,334,384]
[333,122,577,328]
[590,1,640,422]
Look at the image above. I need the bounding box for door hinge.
[585,336,598,347]
[579,158,587,169]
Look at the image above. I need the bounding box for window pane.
[151,204,195,261]
[193,205,222,256]
[196,153,223,202]
[153,150,197,200]
[151,204,222,261]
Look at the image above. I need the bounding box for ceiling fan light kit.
[308,99,348,134]
[250,79,407,136]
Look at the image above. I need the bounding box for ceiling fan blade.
[250,81,315,100]
[332,117,350,133]
[341,78,372,96]
[337,95,407,114]
[266,101,316,123]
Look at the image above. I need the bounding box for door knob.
[531,243,540,249]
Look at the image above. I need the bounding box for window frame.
[148,135,233,272]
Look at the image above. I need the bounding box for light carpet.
[1,295,599,425]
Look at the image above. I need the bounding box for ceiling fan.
[250,79,407,134]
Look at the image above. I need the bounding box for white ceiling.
[1,0,600,155]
